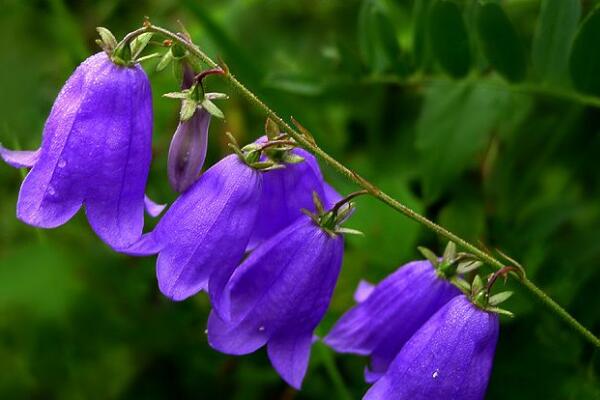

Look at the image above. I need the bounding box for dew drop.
[58,159,67,168]
[47,186,56,196]
[258,326,265,332]
[432,369,439,379]
[204,329,208,334]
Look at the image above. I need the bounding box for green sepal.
[265,117,280,140]
[417,246,439,268]
[337,227,364,236]
[96,27,117,52]
[163,91,189,99]
[201,99,225,119]
[180,99,198,121]
[282,153,305,164]
[136,53,161,63]
[486,307,514,318]
[457,260,483,274]
[471,275,484,295]
[130,32,154,59]
[442,241,457,263]
[156,50,174,72]
[206,92,229,100]
[488,291,513,306]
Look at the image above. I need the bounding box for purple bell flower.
[122,153,262,302]
[364,295,499,400]
[247,136,341,250]
[324,260,460,382]
[208,214,345,389]
[0,52,153,249]
[167,106,211,193]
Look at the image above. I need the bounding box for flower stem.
[138,24,600,348]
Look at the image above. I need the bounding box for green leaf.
[358,0,403,74]
[476,2,527,82]
[416,80,524,202]
[412,0,433,69]
[570,6,600,96]
[429,0,471,78]
[532,0,581,86]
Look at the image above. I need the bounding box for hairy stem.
[136,24,600,348]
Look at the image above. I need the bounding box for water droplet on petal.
[204,329,208,335]
[258,326,265,332]
[58,159,67,168]
[48,186,56,196]
[432,369,439,379]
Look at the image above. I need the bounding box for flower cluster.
[0,29,510,398]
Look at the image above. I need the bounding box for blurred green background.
[1,0,600,398]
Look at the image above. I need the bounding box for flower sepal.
[302,191,363,237]
[469,274,515,317]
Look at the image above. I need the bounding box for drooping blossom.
[364,295,499,400]
[121,154,262,302]
[0,52,153,249]
[208,214,345,389]
[324,260,460,382]
[247,136,341,250]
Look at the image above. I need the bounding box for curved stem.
[136,24,600,348]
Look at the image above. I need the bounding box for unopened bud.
[167,107,211,193]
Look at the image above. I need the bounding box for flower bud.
[167,106,211,193]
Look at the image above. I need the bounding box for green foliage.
[0,0,599,399]
[428,0,471,78]
[532,0,581,86]
[570,6,600,96]
[476,2,527,82]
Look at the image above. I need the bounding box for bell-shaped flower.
[167,106,211,193]
[121,153,263,302]
[208,206,350,389]
[364,295,499,400]
[0,52,153,249]
[247,136,341,250]
[324,260,460,381]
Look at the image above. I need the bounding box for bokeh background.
[1,0,599,398]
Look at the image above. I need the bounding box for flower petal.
[16,54,95,228]
[246,147,329,250]
[118,232,163,256]
[84,59,153,249]
[154,155,261,301]
[209,216,343,388]
[354,280,375,303]
[267,331,313,389]
[0,146,40,168]
[207,310,269,355]
[324,260,460,376]
[144,194,166,217]
[364,296,499,400]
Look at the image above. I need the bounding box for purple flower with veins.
[364,295,499,400]
[122,153,262,302]
[324,260,460,382]
[0,52,153,249]
[167,106,211,193]
[208,214,345,389]
[247,136,341,250]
